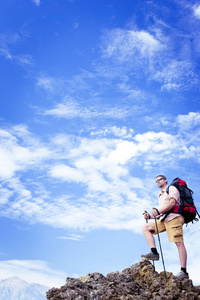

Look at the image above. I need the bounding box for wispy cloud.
[36,76,66,94]
[153,60,196,90]
[90,126,134,139]
[0,125,50,180]
[0,260,65,287]
[99,25,200,91]
[0,33,33,67]
[36,20,200,121]
[37,71,150,120]
[0,49,33,66]
[44,99,132,119]
[57,234,84,241]
[101,29,165,61]
[0,49,13,60]
[161,83,181,91]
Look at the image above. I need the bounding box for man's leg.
[141,223,159,260]
[142,223,156,248]
[175,242,187,268]
[167,216,189,279]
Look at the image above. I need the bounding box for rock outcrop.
[46,259,200,299]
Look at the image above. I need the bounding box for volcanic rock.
[46,259,200,299]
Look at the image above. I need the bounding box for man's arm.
[152,198,176,217]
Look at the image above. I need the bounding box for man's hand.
[151,198,176,218]
[152,208,163,218]
[144,212,150,220]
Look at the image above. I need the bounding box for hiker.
[141,175,189,279]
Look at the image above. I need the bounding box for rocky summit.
[46,259,200,300]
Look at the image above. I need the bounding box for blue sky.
[0,0,200,288]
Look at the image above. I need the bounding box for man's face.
[156,177,167,187]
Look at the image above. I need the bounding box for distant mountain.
[0,276,49,300]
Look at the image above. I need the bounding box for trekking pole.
[144,210,148,223]
[152,208,168,283]
[143,211,155,267]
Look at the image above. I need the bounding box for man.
[141,175,189,279]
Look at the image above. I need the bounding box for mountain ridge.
[46,259,200,299]
[0,276,49,300]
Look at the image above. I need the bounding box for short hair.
[156,175,167,180]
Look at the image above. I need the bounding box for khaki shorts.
[149,216,185,243]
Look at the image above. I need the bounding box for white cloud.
[0,126,151,231]
[177,111,200,130]
[36,76,64,93]
[117,83,147,101]
[161,83,181,91]
[50,164,86,184]
[0,185,13,205]
[90,126,134,139]
[163,222,200,285]
[134,131,177,153]
[183,223,200,285]
[0,122,200,232]
[37,77,54,90]
[0,260,65,287]
[0,126,50,180]
[6,177,32,200]
[108,141,138,165]
[32,0,40,6]
[193,4,200,18]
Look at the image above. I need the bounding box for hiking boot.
[173,271,189,279]
[141,251,159,261]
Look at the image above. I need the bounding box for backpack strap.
[160,186,174,221]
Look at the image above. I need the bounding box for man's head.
[155,175,167,187]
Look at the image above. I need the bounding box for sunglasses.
[156,178,165,183]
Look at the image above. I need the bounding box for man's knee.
[142,223,155,233]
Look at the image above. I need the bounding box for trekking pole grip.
[152,207,160,216]
[144,210,148,223]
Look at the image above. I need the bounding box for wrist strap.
[153,207,160,215]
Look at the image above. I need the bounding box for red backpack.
[166,178,199,224]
